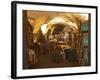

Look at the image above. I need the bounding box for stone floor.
[29,53,79,69]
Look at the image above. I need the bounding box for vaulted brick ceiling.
[27,10,87,34]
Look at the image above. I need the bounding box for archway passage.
[23,10,90,69]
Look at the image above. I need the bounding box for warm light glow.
[52,17,65,23]
[47,17,78,32]
[48,17,66,25]
[41,24,47,34]
[80,14,89,20]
